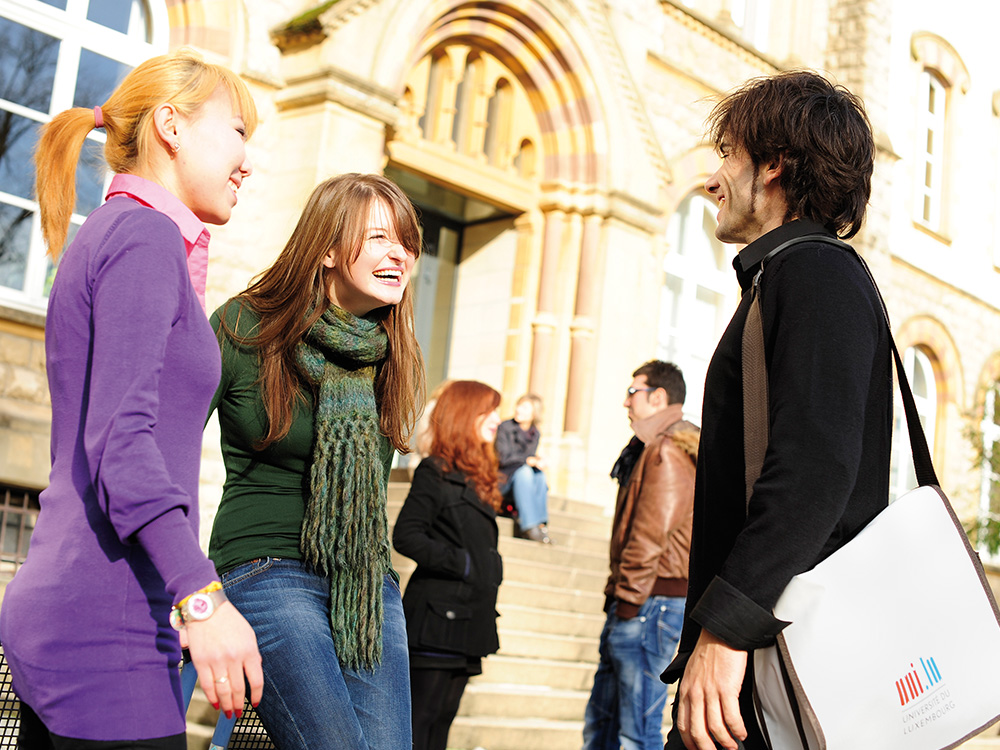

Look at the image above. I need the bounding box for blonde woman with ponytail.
[0,50,263,747]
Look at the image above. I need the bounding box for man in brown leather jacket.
[582,360,699,750]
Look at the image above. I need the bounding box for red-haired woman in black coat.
[392,380,504,750]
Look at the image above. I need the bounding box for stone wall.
[0,318,49,491]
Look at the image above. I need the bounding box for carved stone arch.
[911,31,970,94]
[375,0,630,195]
[165,0,238,58]
[894,314,965,416]
[408,2,605,188]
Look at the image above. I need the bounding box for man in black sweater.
[662,71,891,750]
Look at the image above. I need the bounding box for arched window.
[419,52,447,142]
[451,53,481,153]
[977,382,1000,560]
[484,78,511,166]
[889,346,938,501]
[513,138,536,179]
[657,191,736,421]
[910,32,969,236]
[916,70,946,228]
[0,0,162,310]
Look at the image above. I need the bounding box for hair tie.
[93,106,104,129]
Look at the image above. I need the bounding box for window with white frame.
[916,70,946,229]
[0,0,163,313]
[909,32,969,238]
[889,346,938,502]
[977,382,1000,561]
[730,0,770,52]
[657,191,737,422]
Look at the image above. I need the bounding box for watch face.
[188,593,214,620]
[169,608,185,631]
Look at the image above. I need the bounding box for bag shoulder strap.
[741,234,938,512]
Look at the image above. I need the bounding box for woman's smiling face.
[324,199,416,316]
[171,86,252,226]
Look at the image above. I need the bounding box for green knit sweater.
[207,301,394,575]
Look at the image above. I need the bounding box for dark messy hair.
[633,360,686,406]
[707,70,874,239]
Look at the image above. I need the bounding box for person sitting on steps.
[495,393,552,544]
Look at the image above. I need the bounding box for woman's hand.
[526,455,546,470]
[183,602,263,718]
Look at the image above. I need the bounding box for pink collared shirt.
[105,174,211,311]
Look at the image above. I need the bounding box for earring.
[172,142,180,153]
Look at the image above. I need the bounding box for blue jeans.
[500,465,548,530]
[582,596,685,750]
[221,558,411,750]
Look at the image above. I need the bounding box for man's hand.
[676,629,748,750]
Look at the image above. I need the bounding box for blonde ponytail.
[34,109,99,258]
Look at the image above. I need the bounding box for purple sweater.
[0,190,221,739]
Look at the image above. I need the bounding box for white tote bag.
[743,238,1000,749]
[753,484,1000,749]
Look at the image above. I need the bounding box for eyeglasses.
[626,387,655,398]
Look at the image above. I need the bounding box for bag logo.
[896,657,956,736]
[896,657,941,706]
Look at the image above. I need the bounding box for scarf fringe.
[302,415,390,671]
[297,306,391,672]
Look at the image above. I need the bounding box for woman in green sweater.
[208,173,425,749]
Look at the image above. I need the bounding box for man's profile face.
[624,375,664,424]
[705,141,765,245]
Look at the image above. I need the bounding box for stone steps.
[477,654,597,691]
[457,681,589,722]
[447,715,585,750]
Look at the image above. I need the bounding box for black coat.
[392,457,502,658]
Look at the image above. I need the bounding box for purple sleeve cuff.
[135,507,219,604]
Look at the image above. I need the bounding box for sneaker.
[516,524,552,544]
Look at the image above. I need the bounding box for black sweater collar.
[732,219,833,293]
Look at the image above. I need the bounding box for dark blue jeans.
[582,596,685,750]
[221,558,411,750]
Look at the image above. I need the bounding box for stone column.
[563,213,605,434]
[529,209,566,396]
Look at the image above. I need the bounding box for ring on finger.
[215,675,229,684]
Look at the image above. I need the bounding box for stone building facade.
[1,0,999,568]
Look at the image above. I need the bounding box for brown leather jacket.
[604,403,699,618]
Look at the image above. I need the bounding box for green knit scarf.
[295,305,392,671]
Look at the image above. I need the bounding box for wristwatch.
[169,588,228,631]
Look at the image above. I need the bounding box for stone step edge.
[479,653,598,671]
[499,579,605,601]
[450,715,584,730]
[463,681,590,700]
[498,627,598,645]
[497,601,606,623]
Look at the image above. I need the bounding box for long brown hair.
[222,173,425,452]
[35,49,258,257]
[430,381,502,510]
